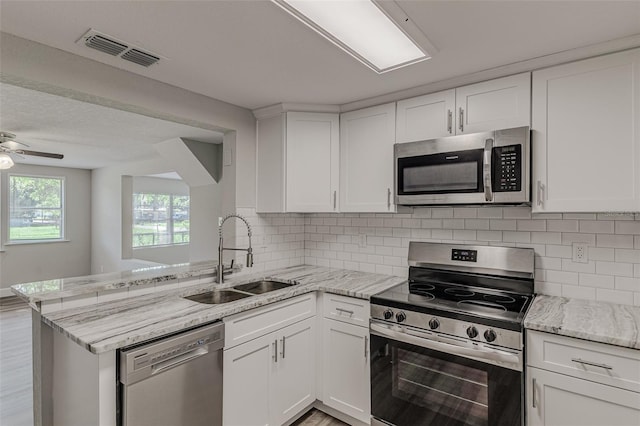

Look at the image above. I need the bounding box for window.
[9,175,64,241]
[133,193,189,248]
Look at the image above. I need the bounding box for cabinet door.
[455,72,531,134]
[340,103,396,212]
[256,113,286,213]
[532,49,640,212]
[223,332,276,426]
[527,367,640,426]
[286,112,340,212]
[322,319,370,424]
[271,317,316,425]
[396,89,455,142]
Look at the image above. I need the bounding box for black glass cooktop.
[371,278,533,330]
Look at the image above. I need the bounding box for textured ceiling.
[0,1,638,109]
[0,83,224,169]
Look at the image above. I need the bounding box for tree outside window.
[133,193,190,247]
[9,175,64,241]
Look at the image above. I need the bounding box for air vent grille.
[121,49,160,67]
[85,34,128,56]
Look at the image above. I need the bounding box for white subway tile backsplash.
[595,288,633,305]
[477,207,503,218]
[432,208,454,218]
[561,285,596,300]
[580,220,614,234]
[615,221,640,234]
[546,220,579,233]
[579,273,615,289]
[615,276,640,291]
[292,207,640,305]
[596,234,634,248]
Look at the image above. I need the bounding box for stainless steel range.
[369,242,535,426]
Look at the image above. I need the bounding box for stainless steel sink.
[184,289,251,304]
[233,280,296,295]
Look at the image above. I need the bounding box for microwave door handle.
[484,138,494,202]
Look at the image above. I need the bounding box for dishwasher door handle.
[151,347,209,376]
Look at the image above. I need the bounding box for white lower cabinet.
[526,330,640,426]
[527,367,640,426]
[223,295,317,426]
[322,318,370,424]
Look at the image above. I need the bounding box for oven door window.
[370,334,521,426]
[397,149,484,195]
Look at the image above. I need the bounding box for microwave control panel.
[492,145,522,192]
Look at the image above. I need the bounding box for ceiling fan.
[0,131,64,169]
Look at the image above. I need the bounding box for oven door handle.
[370,321,521,370]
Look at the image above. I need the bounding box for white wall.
[303,207,640,306]
[0,164,91,293]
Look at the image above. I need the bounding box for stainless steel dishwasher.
[119,321,224,426]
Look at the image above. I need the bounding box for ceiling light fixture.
[0,152,14,169]
[272,0,436,73]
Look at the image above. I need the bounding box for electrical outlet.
[573,243,588,263]
[218,216,223,227]
[359,234,367,248]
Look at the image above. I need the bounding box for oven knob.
[396,312,406,323]
[383,309,394,320]
[484,329,497,342]
[428,318,440,330]
[466,326,478,339]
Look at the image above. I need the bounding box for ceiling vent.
[77,29,163,68]
[121,49,160,67]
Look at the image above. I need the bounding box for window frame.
[132,191,190,249]
[7,173,66,244]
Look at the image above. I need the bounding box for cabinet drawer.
[527,330,640,392]
[224,293,316,348]
[323,294,369,327]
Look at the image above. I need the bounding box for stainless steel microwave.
[394,126,530,206]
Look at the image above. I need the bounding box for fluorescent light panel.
[274,0,430,73]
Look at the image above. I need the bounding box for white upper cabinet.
[256,111,339,213]
[340,103,396,212]
[455,72,531,134]
[532,49,640,212]
[396,90,455,143]
[395,73,531,143]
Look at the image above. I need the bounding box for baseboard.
[313,401,370,426]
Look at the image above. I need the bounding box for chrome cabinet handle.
[537,181,545,207]
[336,307,354,316]
[281,336,286,359]
[483,138,494,202]
[273,339,278,363]
[458,108,464,132]
[447,110,453,134]
[364,336,368,359]
[333,190,337,211]
[532,378,537,408]
[571,358,613,370]
[387,188,391,210]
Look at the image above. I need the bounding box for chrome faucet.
[217,214,253,283]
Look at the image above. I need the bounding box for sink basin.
[184,289,251,305]
[233,280,296,295]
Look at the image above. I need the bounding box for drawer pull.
[532,378,537,408]
[571,358,613,370]
[335,307,354,316]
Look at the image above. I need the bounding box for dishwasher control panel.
[119,322,224,385]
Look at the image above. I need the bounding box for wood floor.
[0,297,33,426]
[0,297,346,426]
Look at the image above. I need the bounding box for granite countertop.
[38,265,404,354]
[11,260,219,304]
[524,295,640,350]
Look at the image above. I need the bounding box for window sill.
[4,239,71,246]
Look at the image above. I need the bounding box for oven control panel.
[492,144,522,192]
[451,248,477,262]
